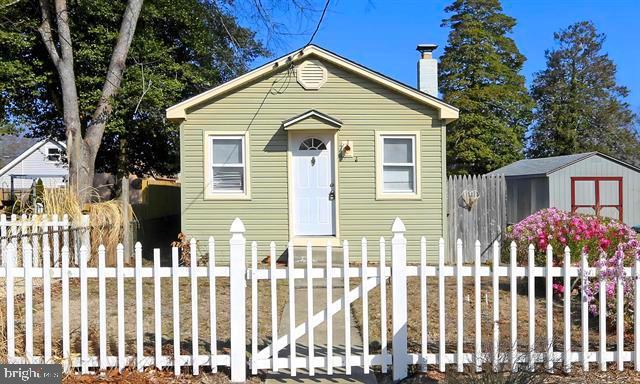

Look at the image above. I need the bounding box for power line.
[305,0,330,47]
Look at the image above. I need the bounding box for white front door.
[292,132,335,236]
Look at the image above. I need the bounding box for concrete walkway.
[265,259,377,384]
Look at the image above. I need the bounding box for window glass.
[381,136,416,194]
[383,138,412,163]
[210,136,245,193]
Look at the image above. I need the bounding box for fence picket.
[117,244,126,372]
[306,242,315,375]
[288,241,296,376]
[528,244,535,370]
[154,248,163,370]
[136,242,144,371]
[492,241,500,372]
[456,239,463,372]
[617,275,624,371]
[99,245,107,371]
[61,245,70,372]
[10,214,18,252]
[438,238,446,372]
[474,240,481,372]
[391,219,407,381]
[420,236,427,372]
[327,241,334,374]
[344,240,352,375]
[24,243,33,362]
[581,251,589,371]
[43,240,52,363]
[380,237,387,374]
[362,238,370,374]
[52,214,60,267]
[599,254,607,371]
[269,241,277,372]
[209,238,217,372]
[172,246,180,376]
[80,245,88,373]
[251,241,258,376]
[510,241,517,371]
[0,214,6,266]
[5,244,15,361]
[191,239,199,375]
[563,246,571,372]
[636,257,640,371]
[546,244,554,372]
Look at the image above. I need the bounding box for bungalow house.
[0,135,67,204]
[166,44,458,261]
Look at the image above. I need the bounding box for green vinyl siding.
[180,56,446,262]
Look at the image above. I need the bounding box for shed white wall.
[0,142,67,190]
[505,176,549,224]
[548,155,640,225]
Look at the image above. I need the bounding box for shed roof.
[488,152,640,177]
[0,135,41,169]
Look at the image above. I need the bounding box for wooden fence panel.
[447,174,507,262]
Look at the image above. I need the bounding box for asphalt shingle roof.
[488,152,599,176]
[0,135,41,170]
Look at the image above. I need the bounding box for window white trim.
[46,147,62,163]
[375,131,421,200]
[203,131,251,200]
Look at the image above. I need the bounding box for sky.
[249,0,640,112]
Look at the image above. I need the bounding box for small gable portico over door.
[284,110,342,243]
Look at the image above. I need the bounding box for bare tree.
[37,0,144,202]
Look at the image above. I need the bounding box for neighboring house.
[166,44,459,261]
[489,152,640,226]
[0,135,67,193]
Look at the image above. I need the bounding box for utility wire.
[305,0,330,46]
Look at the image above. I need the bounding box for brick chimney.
[416,44,438,97]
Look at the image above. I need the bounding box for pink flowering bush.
[506,208,640,327]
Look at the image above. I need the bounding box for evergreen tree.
[528,21,639,164]
[440,0,534,175]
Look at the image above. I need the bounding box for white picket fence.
[2,217,640,381]
[0,213,90,267]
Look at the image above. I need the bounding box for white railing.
[2,217,640,381]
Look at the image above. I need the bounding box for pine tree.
[440,0,534,175]
[528,21,639,164]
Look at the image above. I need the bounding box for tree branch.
[85,0,144,149]
[37,0,60,66]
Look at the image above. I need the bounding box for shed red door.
[571,177,623,221]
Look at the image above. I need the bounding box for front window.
[375,132,421,200]
[210,135,246,194]
[382,136,416,193]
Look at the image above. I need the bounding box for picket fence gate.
[3,217,640,382]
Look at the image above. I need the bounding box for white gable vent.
[296,60,327,90]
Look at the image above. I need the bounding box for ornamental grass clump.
[506,208,640,327]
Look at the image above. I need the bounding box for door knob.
[329,189,335,201]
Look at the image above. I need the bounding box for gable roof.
[166,44,459,122]
[0,135,65,176]
[488,152,640,177]
[282,109,342,130]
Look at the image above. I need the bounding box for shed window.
[210,136,246,194]
[571,177,622,221]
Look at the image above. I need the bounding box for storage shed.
[488,152,640,226]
